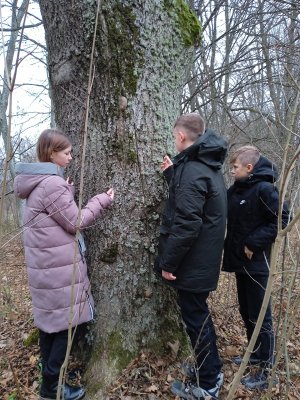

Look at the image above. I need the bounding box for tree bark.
[38,0,201,394]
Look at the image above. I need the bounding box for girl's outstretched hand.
[107,188,115,200]
[66,177,74,185]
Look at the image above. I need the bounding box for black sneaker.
[180,362,224,387]
[39,383,85,400]
[232,355,261,366]
[241,371,278,390]
[68,368,83,382]
[171,380,220,399]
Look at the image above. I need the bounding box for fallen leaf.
[225,345,239,357]
[155,359,165,367]
[146,384,158,393]
[29,355,38,365]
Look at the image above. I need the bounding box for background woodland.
[0,1,299,399]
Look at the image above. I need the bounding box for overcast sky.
[1,1,50,143]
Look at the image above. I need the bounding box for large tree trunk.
[38,0,200,394]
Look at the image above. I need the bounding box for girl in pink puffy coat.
[14,129,114,400]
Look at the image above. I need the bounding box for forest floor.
[0,238,299,400]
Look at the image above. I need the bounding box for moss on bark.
[110,138,138,164]
[107,331,136,370]
[99,243,119,263]
[97,2,143,97]
[23,328,39,347]
[86,321,190,394]
[164,0,202,47]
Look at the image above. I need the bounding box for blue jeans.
[178,290,223,389]
[236,273,275,367]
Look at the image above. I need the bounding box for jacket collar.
[15,162,64,177]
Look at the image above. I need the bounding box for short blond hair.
[230,145,260,166]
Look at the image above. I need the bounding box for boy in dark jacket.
[154,113,227,400]
[223,145,289,390]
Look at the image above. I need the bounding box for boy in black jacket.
[223,145,289,390]
[155,113,227,400]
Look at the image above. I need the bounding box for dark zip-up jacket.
[222,156,290,275]
[154,128,227,293]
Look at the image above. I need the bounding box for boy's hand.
[162,270,176,280]
[160,155,173,171]
[244,246,253,260]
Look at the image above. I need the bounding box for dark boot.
[39,381,85,400]
[232,355,261,366]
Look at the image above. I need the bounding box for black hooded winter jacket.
[222,156,290,275]
[154,128,228,293]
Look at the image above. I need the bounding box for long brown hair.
[37,129,72,162]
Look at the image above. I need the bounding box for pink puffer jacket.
[14,162,112,333]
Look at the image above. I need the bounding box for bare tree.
[186,0,300,158]
[0,0,50,228]
[186,1,300,397]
